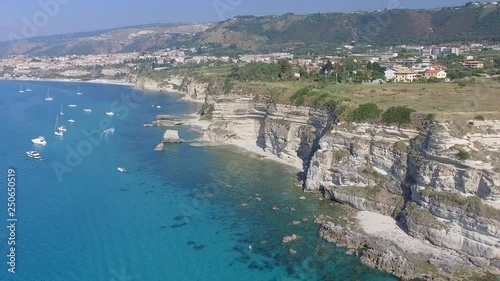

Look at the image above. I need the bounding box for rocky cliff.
[134,75,208,103]
[194,82,500,280]
[138,73,500,279]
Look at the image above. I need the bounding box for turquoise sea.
[0,81,398,281]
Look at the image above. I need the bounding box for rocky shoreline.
[138,74,500,280]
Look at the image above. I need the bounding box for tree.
[277,59,292,74]
[372,62,383,73]
[494,58,500,68]
[324,60,334,73]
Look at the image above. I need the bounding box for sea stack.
[163,130,182,143]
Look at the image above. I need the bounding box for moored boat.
[45,89,53,101]
[26,151,42,159]
[31,136,47,146]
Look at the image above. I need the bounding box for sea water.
[0,81,398,281]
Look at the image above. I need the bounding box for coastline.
[7,76,498,280]
[0,77,134,86]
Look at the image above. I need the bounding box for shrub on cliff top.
[349,103,382,122]
[290,87,312,106]
[381,106,415,125]
[457,148,471,160]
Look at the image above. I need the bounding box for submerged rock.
[282,234,299,244]
[154,143,164,151]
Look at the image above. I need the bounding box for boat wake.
[101,128,115,140]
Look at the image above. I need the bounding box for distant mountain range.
[1,3,499,57]
[0,23,211,57]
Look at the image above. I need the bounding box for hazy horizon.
[0,0,492,41]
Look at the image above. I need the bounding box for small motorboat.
[58,126,67,132]
[83,108,92,113]
[117,167,126,173]
[106,112,115,116]
[31,136,47,146]
[26,151,42,159]
[68,119,76,123]
[68,104,77,108]
[156,106,161,109]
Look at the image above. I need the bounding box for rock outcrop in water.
[163,130,182,143]
[149,76,500,280]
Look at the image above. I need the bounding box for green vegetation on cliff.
[421,189,500,220]
[349,103,382,122]
[382,106,416,125]
[144,62,500,121]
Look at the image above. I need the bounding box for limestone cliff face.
[134,76,207,102]
[201,91,329,168]
[198,87,500,276]
[304,121,500,272]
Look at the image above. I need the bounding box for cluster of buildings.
[384,66,448,83]
[0,41,496,83]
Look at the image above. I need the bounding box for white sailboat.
[19,85,24,93]
[26,83,32,92]
[54,115,64,137]
[60,104,64,116]
[76,85,83,95]
[45,89,53,101]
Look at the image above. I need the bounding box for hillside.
[199,4,500,54]
[0,23,210,57]
[1,4,499,57]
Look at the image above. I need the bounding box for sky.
[0,0,492,41]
